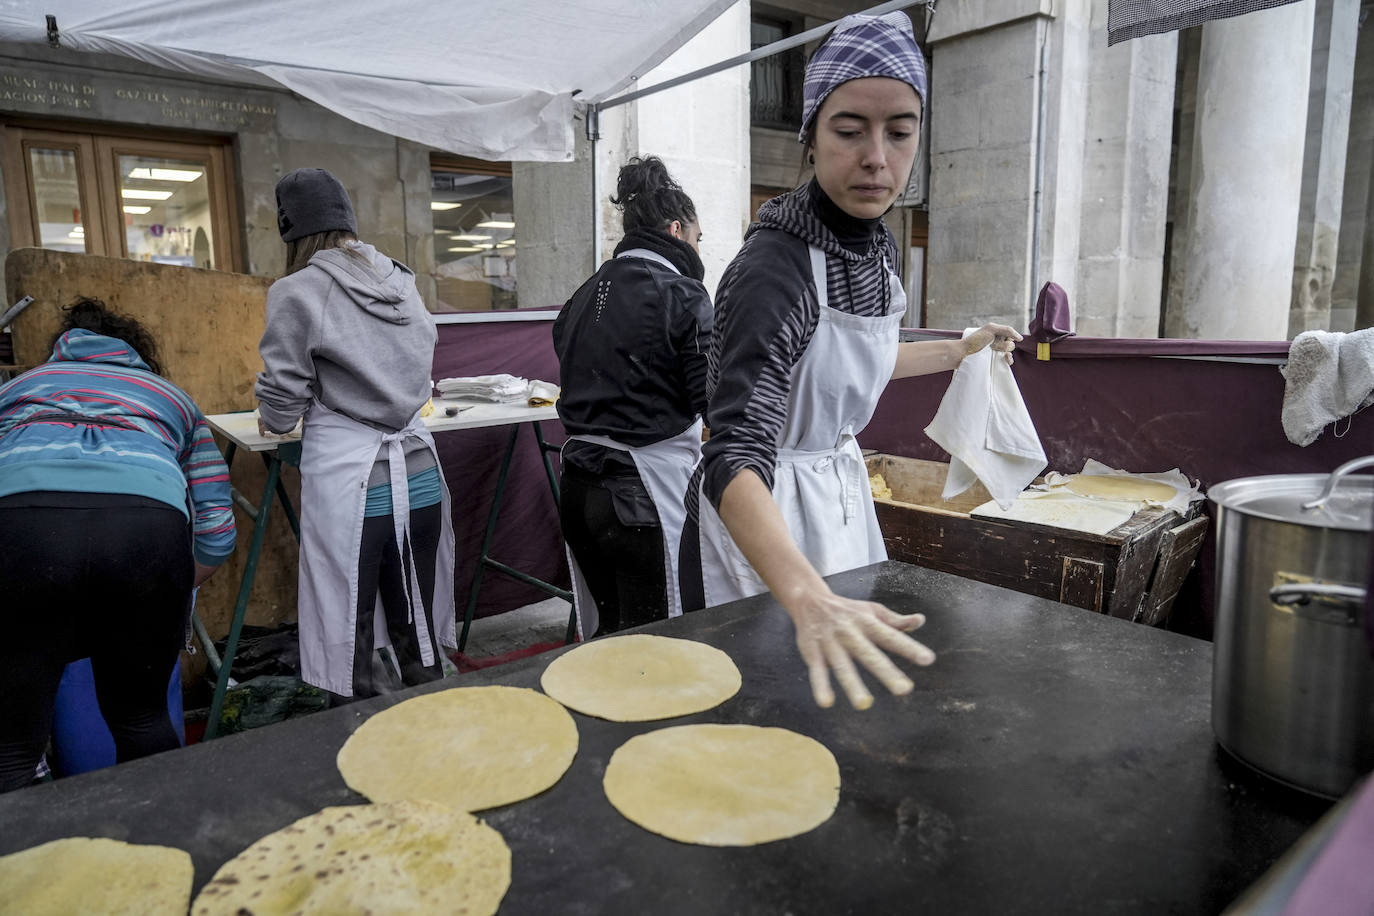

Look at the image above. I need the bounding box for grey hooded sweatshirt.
[256,241,436,435]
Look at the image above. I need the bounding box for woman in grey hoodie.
[256,168,456,700]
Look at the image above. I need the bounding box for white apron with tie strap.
[564,246,703,638]
[297,399,456,695]
[698,245,906,608]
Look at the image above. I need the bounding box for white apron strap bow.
[381,427,422,626]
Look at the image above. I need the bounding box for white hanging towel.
[1280,328,1374,446]
[924,330,1047,510]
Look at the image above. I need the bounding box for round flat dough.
[603,724,841,846]
[337,685,578,812]
[1064,473,1177,503]
[191,800,509,916]
[0,837,192,916]
[540,634,742,721]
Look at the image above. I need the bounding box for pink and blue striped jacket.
[0,329,236,565]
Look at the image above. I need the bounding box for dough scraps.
[1063,473,1178,503]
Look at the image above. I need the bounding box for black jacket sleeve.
[669,278,714,418]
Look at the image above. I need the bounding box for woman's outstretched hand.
[785,587,935,710]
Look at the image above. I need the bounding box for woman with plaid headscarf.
[683,12,1019,711]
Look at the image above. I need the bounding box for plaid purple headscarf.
[800,11,928,142]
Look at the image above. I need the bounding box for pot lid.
[1208,474,1373,532]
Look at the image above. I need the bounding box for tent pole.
[587,105,602,268]
[592,0,926,110]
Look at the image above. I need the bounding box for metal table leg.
[204,453,282,740]
[458,422,574,653]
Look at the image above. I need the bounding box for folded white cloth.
[435,374,529,403]
[924,332,1047,510]
[1281,328,1374,446]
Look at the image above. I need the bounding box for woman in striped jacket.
[684,12,1018,712]
[0,298,235,792]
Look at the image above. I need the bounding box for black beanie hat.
[276,168,358,242]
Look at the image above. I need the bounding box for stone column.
[925,0,1096,331]
[1359,152,1374,329]
[1074,1,1176,337]
[1332,8,1374,332]
[514,1,749,306]
[1173,0,1315,340]
[1288,0,1361,336]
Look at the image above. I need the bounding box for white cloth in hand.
[1281,328,1374,446]
[924,331,1047,510]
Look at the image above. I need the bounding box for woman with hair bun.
[553,155,712,638]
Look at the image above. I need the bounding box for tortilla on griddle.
[191,800,509,916]
[0,836,192,916]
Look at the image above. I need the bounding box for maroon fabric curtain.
[432,320,569,620]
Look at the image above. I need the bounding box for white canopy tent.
[0,0,735,161]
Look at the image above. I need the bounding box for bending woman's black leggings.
[350,502,445,699]
[0,493,192,793]
[560,465,667,637]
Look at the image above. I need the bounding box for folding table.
[201,398,569,739]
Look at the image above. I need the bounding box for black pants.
[0,494,191,793]
[560,465,667,637]
[349,502,445,699]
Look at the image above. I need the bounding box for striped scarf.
[754,181,897,318]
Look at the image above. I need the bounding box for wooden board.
[1136,516,1210,626]
[4,248,295,691]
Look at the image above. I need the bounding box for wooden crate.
[865,454,1205,623]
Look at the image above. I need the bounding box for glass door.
[96,137,235,270]
[3,125,238,271]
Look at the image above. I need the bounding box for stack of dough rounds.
[337,685,577,812]
[1063,473,1177,503]
[0,836,192,915]
[540,634,741,721]
[191,800,509,916]
[603,724,841,846]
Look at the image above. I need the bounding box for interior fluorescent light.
[451,234,490,241]
[496,240,515,247]
[476,220,515,229]
[122,205,152,215]
[121,188,174,200]
[431,202,462,211]
[126,167,202,181]
[448,246,483,253]
[474,242,496,249]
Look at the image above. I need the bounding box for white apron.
[297,399,457,695]
[698,245,906,608]
[564,246,703,639]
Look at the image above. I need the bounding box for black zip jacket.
[554,229,713,477]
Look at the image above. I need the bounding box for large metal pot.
[1208,456,1374,798]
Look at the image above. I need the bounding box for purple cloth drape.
[1029,282,1074,343]
[1279,775,1374,914]
[431,320,569,620]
